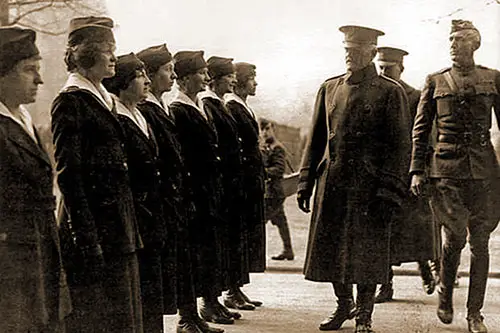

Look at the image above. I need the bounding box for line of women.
[1,15,268,333]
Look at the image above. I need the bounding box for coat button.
[123,162,128,169]
[157,171,161,176]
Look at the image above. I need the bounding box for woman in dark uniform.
[169,50,224,333]
[103,53,169,333]
[223,62,265,309]
[51,17,143,333]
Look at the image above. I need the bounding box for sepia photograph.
[0,0,500,332]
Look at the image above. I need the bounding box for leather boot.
[223,289,255,310]
[418,261,436,295]
[238,288,263,307]
[437,284,453,324]
[319,298,356,331]
[355,284,376,333]
[178,307,203,333]
[467,313,488,333]
[272,223,294,260]
[216,301,241,320]
[319,283,356,331]
[375,268,393,303]
[192,315,224,333]
[199,298,234,325]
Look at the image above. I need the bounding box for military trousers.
[431,178,497,315]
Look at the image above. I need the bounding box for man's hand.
[411,173,427,197]
[297,190,311,213]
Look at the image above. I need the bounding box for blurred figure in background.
[259,118,295,261]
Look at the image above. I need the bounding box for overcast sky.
[106,0,500,127]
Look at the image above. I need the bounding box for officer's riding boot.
[355,284,376,333]
[374,268,393,303]
[272,223,294,260]
[418,261,436,295]
[199,296,234,325]
[466,235,490,333]
[437,246,461,325]
[319,283,356,331]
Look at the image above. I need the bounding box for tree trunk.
[0,0,9,26]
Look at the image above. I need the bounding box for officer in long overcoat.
[0,27,71,333]
[410,20,500,333]
[297,26,411,333]
[374,47,436,303]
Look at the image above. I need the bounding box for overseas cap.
[0,27,40,76]
[207,56,235,79]
[102,52,145,95]
[173,50,207,78]
[137,44,173,73]
[68,16,115,46]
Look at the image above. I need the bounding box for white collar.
[113,95,150,137]
[144,92,170,116]
[199,88,222,102]
[0,101,37,142]
[61,72,114,111]
[170,90,207,120]
[224,92,256,119]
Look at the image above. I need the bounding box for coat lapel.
[1,116,51,166]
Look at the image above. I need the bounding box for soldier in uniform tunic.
[410,20,500,333]
[297,26,411,333]
[259,118,295,261]
[0,27,70,333]
[169,50,224,333]
[373,47,436,303]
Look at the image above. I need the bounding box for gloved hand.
[297,190,311,213]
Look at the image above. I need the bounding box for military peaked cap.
[377,47,408,66]
[339,25,384,47]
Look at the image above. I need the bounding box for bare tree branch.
[16,20,66,35]
[9,2,53,24]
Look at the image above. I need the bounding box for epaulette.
[431,67,451,76]
[324,73,346,83]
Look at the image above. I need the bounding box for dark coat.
[51,87,143,333]
[389,80,435,264]
[138,98,193,311]
[169,99,226,295]
[118,113,171,327]
[261,139,286,199]
[226,98,266,273]
[202,94,250,286]
[298,64,411,284]
[0,115,71,332]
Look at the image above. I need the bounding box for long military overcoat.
[298,64,411,284]
[0,114,71,332]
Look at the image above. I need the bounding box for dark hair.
[64,41,112,72]
[259,117,275,129]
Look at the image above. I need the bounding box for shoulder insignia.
[324,73,346,83]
